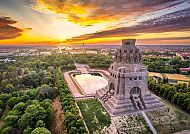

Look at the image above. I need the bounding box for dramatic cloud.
[33,0,186,26]
[0,16,23,40]
[64,8,190,43]
[139,36,190,45]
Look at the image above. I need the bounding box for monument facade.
[96,39,164,115]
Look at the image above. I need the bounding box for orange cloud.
[33,0,185,26]
[0,16,24,40]
[63,8,190,44]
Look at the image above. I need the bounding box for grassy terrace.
[165,73,190,81]
[77,99,111,134]
[109,114,152,134]
[147,108,190,134]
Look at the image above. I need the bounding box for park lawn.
[109,114,152,134]
[77,99,111,134]
[148,72,163,79]
[165,73,190,81]
[147,108,190,134]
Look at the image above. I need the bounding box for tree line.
[55,68,87,134]
[148,78,190,112]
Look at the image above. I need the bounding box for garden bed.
[147,108,190,134]
[77,99,111,134]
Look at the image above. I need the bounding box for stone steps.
[96,88,165,116]
[145,102,164,109]
[142,95,164,109]
[96,89,107,98]
[102,92,114,102]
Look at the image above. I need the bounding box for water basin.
[74,73,108,95]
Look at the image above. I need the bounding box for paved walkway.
[64,71,84,98]
[64,69,109,99]
[78,67,89,73]
[141,111,157,134]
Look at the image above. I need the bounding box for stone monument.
[96,39,164,116]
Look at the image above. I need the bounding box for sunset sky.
[0,0,190,45]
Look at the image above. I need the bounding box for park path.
[51,97,67,134]
[141,111,157,134]
[64,71,84,98]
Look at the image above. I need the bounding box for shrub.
[31,127,51,134]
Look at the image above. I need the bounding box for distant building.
[0,52,13,56]
[0,58,16,62]
[101,52,109,56]
[180,67,190,74]
[86,51,98,54]
[70,51,84,54]
[40,51,51,55]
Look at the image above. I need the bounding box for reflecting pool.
[74,73,108,95]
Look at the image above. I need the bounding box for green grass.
[117,114,152,134]
[147,108,190,134]
[77,99,111,134]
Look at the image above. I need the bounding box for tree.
[3,115,19,127]
[188,103,190,111]
[23,68,29,74]
[1,79,10,88]
[7,97,20,109]
[21,71,40,88]
[41,77,54,86]
[1,126,11,134]
[19,103,51,130]
[51,87,59,99]
[23,127,33,134]
[68,127,77,134]
[13,102,26,112]
[0,93,12,103]
[40,99,53,123]
[28,89,39,100]
[38,85,52,100]
[31,127,51,134]
[0,100,5,110]
[7,128,20,134]
[4,84,15,93]
[35,120,45,128]
[0,72,3,83]
[20,95,30,103]
[2,72,10,79]
[47,66,54,74]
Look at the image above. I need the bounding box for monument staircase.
[131,95,145,110]
[101,90,114,103]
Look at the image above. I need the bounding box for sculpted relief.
[116,48,142,64]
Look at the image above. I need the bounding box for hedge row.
[55,68,87,134]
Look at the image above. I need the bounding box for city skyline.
[0,0,190,45]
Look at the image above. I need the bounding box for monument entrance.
[130,87,144,110]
